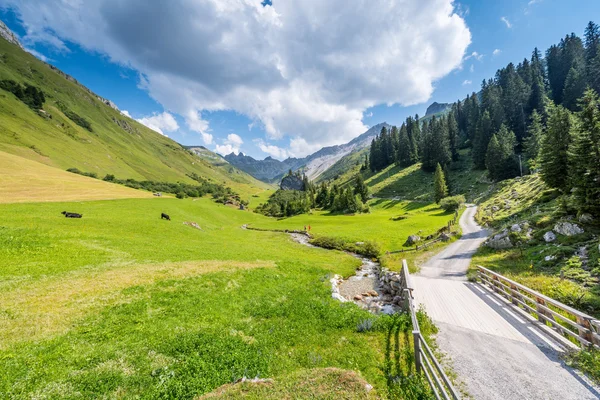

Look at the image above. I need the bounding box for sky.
[0,0,597,160]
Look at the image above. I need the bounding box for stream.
[290,233,398,315]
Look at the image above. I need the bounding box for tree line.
[366,21,600,216]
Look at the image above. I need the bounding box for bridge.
[402,205,600,400]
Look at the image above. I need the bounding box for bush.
[56,101,93,132]
[176,192,186,199]
[103,174,115,182]
[439,195,466,212]
[66,168,97,179]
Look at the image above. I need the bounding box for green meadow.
[0,195,436,399]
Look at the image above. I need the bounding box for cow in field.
[62,211,82,218]
[161,213,171,221]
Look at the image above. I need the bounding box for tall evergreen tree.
[353,174,369,203]
[486,125,519,181]
[447,111,460,161]
[540,103,573,192]
[570,89,600,215]
[563,66,587,110]
[473,111,493,169]
[584,21,600,66]
[524,110,544,170]
[397,123,412,167]
[433,163,448,203]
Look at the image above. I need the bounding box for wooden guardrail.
[478,266,600,348]
[389,211,460,255]
[400,260,460,400]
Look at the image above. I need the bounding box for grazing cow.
[161,213,171,221]
[61,211,82,218]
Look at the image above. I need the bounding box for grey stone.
[544,231,556,243]
[487,236,513,250]
[579,213,594,224]
[511,224,522,233]
[554,222,584,236]
[280,174,305,191]
[544,255,556,262]
[406,235,421,245]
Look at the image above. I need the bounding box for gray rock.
[487,236,513,250]
[544,255,556,262]
[554,222,584,237]
[280,174,305,191]
[491,206,500,212]
[579,213,594,224]
[511,224,522,233]
[544,231,556,243]
[406,235,421,245]
[392,296,403,305]
[440,233,451,242]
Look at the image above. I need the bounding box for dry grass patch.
[0,259,274,348]
[0,150,152,203]
[198,368,379,400]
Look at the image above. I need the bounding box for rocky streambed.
[289,233,406,315]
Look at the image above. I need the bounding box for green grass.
[250,199,460,271]
[0,37,272,201]
[0,196,436,398]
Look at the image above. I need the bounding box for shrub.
[176,192,186,199]
[103,174,115,182]
[439,195,465,212]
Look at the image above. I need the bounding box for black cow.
[62,211,82,218]
[161,213,171,221]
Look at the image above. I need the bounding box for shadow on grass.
[383,315,432,399]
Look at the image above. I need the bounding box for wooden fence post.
[576,316,594,346]
[535,297,552,324]
[413,330,421,373]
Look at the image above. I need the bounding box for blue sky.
[0,0,598,160]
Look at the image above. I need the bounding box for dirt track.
[412,205,600,400]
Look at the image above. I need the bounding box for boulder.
[491,205,500,212]
[440,233,451,242]
[543,231,556,243]
[487,236,513,250]
[353,294,363,301]
[511,224,522,233]
[280,174,305,191]
[544,255,556,262]
[579,213,594,224]
[406,235,421,245]
[554,222,584,237]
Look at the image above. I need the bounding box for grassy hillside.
[320,149,489,203]
[0,36,271,201]
[0,194,435,398]
[0,150,154,203]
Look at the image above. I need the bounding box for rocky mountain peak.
[0,20,23,49]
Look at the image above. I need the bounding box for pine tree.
[433,163,448,203]
[570,89,600,216]
[486,125,518,181]
[523,110,543,171]
[473,111,493,169]
[540,103,573,192]
[447,112,460,161]
[563,66,587,111]
[584,21,600,67]
[397,123,412,167]
[353,174,369,203]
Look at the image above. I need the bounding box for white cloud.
[255,139,291,160]
[469,64,474,73]
[501,16,512,28]
[5,0,471,157]
[364,111,373,118]
[465,51,483,62]
[121,110,132,118]
[462,80,472,86]
[215,133,244,155]
[493,49,502,56]
[24,47,51,62]
[525,0,543,14]
[136,112,179,136]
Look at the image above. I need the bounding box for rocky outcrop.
[280,174,304,191]
[554,222,584,237]
[0,20,23,49]
[486,230,513,249]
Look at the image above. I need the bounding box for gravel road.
[412,205,600,400]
